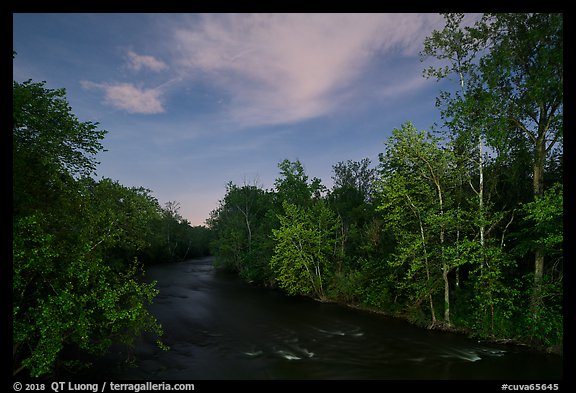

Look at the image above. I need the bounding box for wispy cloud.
[126,50,168,72]
[80,81,165,114]
[379,72,432,99]
[171,13,444,128]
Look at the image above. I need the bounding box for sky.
[13,13,469,226]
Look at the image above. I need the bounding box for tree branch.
[511,117,537,144]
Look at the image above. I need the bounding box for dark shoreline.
[232,269,564,358]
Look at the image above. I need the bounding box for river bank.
[341,302,563,356]
[237,272,563,358]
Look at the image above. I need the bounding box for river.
[88,257,562,380]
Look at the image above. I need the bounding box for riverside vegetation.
[13,66,211,377]
[208,13,563,353]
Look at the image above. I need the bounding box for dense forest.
[13,13,562,378]
[208,13,563,351]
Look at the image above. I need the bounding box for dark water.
[92,257,562,380]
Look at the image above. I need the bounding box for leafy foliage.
[207,182,276,283]
[12,77,210,377]
[13,214,162,377]
[13,79,106,179]
[270,200,342,299]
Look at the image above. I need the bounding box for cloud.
[126,50,168,72]
[379,70,432,99]
[81,81,165,114]
[171,13,444,127]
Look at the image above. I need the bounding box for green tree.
[208,184,246,272]
[208,181,275,283]
[270,200,342,299]
[13,79,106,219]
[185,225,214,259]
[512,183,563,343]
[82,178,163,267]
[421,13,489,275]
[148,201,213,263]
[331,158,375,204]
[376,122,458,326]
[161,201,184,261]
[473,14,563,311]
[375,170,439,323]
[329,158,376,258]
[274,159,325,207]
[13,217,163,376]
[421,13,519,335]
[13,79,164,377]
[421,12,563,334]
[13,80,106,179]
[327,159,378,302]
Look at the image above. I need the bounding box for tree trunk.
[407,194,436,324]
[436,180,450,326]
[421,225,436,325]
[236,204,252,253]
[479,137,485,273]
[443,265,450,325]
[531,137,546,324]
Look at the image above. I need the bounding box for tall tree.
[331,158,376,204]
[161,201,184,261]
[208,182,275,283]
[471,13,563,311]
[421,13,489,273]
[13,80,106,218]
[376,169,439,324]
[422,12,563,326]
[270,200,342,300]
[376,122,457,326]
[274,159,324,207]
[13,79,163,377]
[329,158,376,269]
[83,178,163,267]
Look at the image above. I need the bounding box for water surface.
[91,257,563,380]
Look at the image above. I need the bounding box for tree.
[270,200,342,300]
[422,13,512,333]
[13,79,164,377]
[274,159,325,207]
[327,158,378,300]
[208,184,246,272]
[421,13,490,275]
[13,80,106,219]
[376,169,439,324]
[330,159,376,248]
[512,183,563,343]
[376,122,457,326]
[208,181,275,283]
[82,178,163,267]
[331,158,375,204]
[472,14,563,311]
[13,80,105,177]
[422,12,563,326]
[13,218,163,376]
[161,201,184,261]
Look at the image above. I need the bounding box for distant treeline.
[208,13,563,351]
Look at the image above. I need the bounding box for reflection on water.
[88,257,562,380]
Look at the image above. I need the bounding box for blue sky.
[13,13,470,226]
